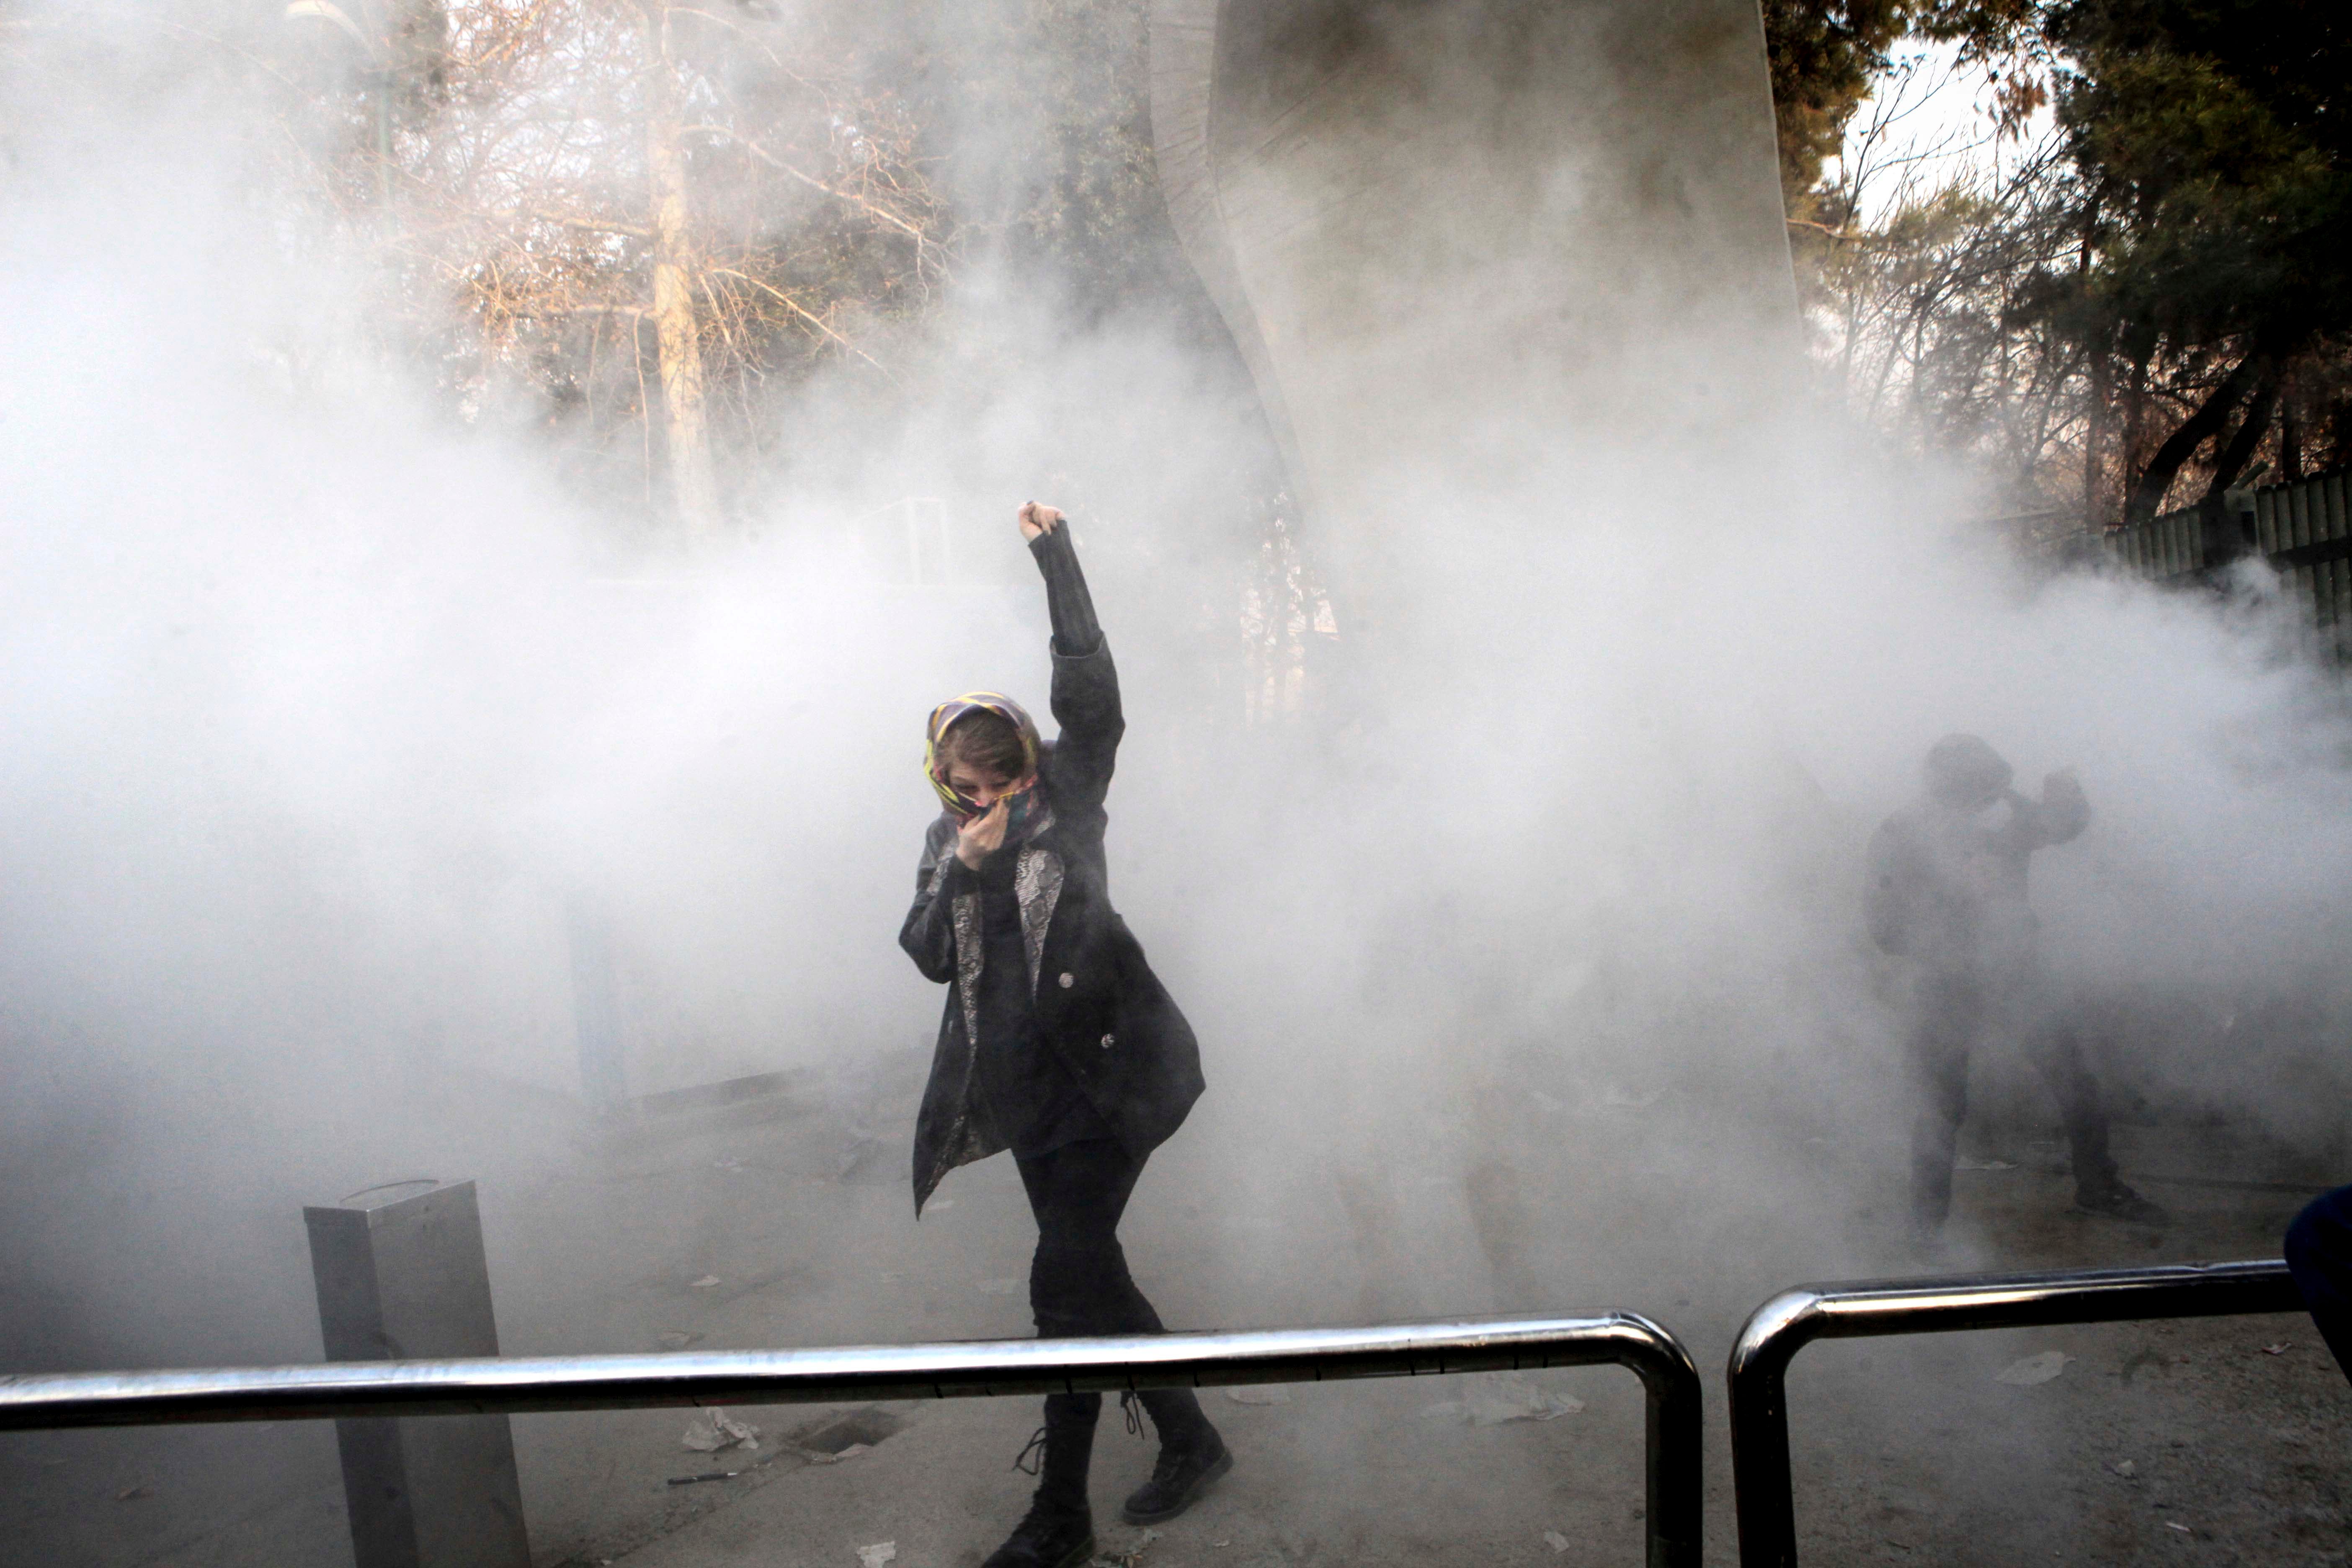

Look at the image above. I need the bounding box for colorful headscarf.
[924,691,1042,820]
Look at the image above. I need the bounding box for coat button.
[1100,1033,1115,1049]
[1058,972,1074,989]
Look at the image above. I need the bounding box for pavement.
[4,1058,2348,1568]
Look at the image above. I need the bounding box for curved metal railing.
[0,1310,1704,1568]
[1726,1259,2302,1568]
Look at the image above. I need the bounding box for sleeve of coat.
[1998,774,2091,853]
[1031,527,1124,818]
[899,818,965,984]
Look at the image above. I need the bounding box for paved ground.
[4,1059,2347,1568]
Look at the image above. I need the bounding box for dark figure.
[900,503,1230,1568]
[2287,1186,2352,1383]
[1866,735,2169,1242]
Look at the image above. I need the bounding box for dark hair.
[941,709,1028,781]
[1924,732,2012,807]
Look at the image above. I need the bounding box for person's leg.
[1022,1138,1230,1523]
[1024,1142,1220,1447]
[1907,973,1978,1237]
[2021,980,2169,1224]
[977,1146,1107,1568]
[2287,1186,2352,1384]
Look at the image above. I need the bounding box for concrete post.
[304,1179,531,1568]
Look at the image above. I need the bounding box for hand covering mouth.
[923,691,1042,821]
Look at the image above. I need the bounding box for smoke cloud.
[3,1,2348,1560]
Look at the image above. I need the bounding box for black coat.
[899,636,1203,1213]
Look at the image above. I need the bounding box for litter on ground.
[978,1278,1022,1295]
[808,1442,871,1465]
[681,1408,761,1452]
[658,1331,704,1351]
[689,1275,722,1289]
[1423,1374,1584,1426]
[2263,1343,2290,1356]
[856,1543,897,1568]
[2112,1460,2137,1477]
[1995,1351,2073,1386]
[1226,1386,1290,1405]
[1544,1529,1570,1553]
[1093,1527,1161,1568]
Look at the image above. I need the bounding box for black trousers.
[1015,1138,1211,1511]
[1908,969,2118,1226]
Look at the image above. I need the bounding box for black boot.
[1120,1393,1233,1525]
[985,1395,1097,1568]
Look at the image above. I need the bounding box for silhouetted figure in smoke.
[2286,1188,2352,1385]
[1866,735,2169,1245]
[900,503,1229,1568]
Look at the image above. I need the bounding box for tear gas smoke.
[2,2,2349,1559]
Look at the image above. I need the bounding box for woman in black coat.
[900,502,1229,1568]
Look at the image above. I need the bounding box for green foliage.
[1809,0,2350,524]
[2041,0,2352,511]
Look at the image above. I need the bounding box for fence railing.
[2102,469,2352,660]
[0,1311,1704,1568]
[1726,1259,2303,1568]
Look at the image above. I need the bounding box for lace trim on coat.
[1014,848,1065,998]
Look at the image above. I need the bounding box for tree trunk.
[2124,352,2262,524]
[644,5,719,543]
[2202,360,2282,500]
[2078,204,2107,529]
[2281,380,2305,481]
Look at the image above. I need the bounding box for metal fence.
[2102,469,2352,660]
[1725,1259,2303,1568]
[0,1311,1704,1568]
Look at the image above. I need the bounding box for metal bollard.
[304,1179,531,1568]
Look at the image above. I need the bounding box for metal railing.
[0,1311,1703,1568]
[1727,1259,2303,1568]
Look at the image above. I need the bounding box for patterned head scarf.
[924,691,1042,820]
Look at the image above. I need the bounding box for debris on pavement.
[1994,1351,2073,1386]
[807,1442,871,1465]
[1544,1529,1570,1553]
[658,1331,705,1351]
[1422,1374,1584,1425]
[667,1470,743,1486]
[681,1408,761,1452]
[116,1484,152,1502]
[978,1278,1021,1295]
[856,1543,897,1568]
[689,1275,722,1289]
[2263,1343,2290,1356]
[2164,1522,2192,1535]
[1955,1155,2017,1171]
[2112,1460,2137,1478]
[1094,1526,1161,1566]
[1226,1386,1290,1405]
